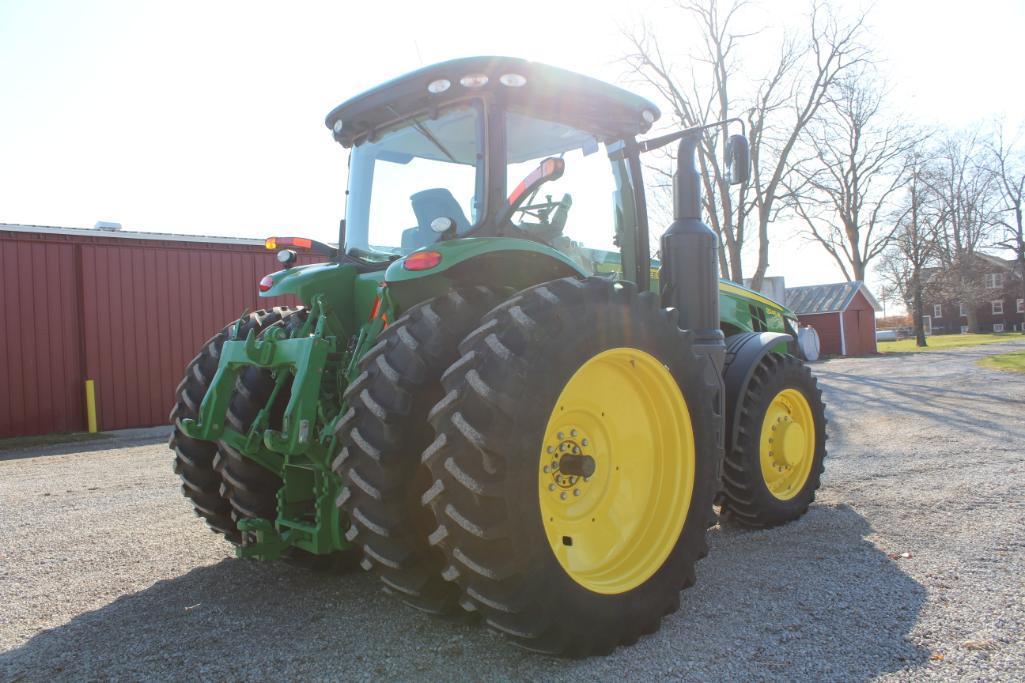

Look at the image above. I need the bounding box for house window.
[1018,298,1024,314]
[994,323,1005,333]
[960,325,969,334]
[933,304,942,318]
[985,273,1003,289]
[992,300,1004,315]
[959,303,968,316]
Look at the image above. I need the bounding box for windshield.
[344,102,484,260]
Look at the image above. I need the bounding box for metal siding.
[843,291,878,356]
[0,228,309,437]
[0,236,85,437]
[797,312,843,357]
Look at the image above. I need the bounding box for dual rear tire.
[171,306,356,570]
[336,277,719,656]
[170,308,296,543]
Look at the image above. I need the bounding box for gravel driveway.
[2,339,1023,681]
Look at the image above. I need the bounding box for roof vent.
[94,221,122,231]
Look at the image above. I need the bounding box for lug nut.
[573,489,581,497]
[560,492,567,500]
[581,438,589,446]
[557,432,564,440]
[547,446,554,454]
[570,429,577,437]
[543,465,550,473]
[548,484,556,492]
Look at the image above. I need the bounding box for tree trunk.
[966,307,979,333]
[1019,253,1025,334]
[749,212,771,291]
[852,257,866,282]
[727,241,743,284]
[912,274,927,347]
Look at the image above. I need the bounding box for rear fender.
[382,237,587,311]
[258,261,377,336]
[723,332,793,453]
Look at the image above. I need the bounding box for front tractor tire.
[719,352,827,528]
[332,286,503,613]
[169,307,297,543]
[422,277,719,657]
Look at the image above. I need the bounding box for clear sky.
[1,0,1023,292]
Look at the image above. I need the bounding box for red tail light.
[258,275,274,292]
[403,250,442,271]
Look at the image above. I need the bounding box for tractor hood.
[325,56,661,147]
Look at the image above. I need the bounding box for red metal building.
[0,224,316,438]
[786,282,879,357]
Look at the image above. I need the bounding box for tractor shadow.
[1,505,928,682]
[0,429,170,462]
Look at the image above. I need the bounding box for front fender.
[723,332,794,453]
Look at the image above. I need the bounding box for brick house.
[923,254,1025,334]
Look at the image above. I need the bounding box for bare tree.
[927,131,1000,332]
[988,123,1025,333]
[623,0,868,287]
[877,154,941,346]
[788,72,918,281]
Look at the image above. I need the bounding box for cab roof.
[324,56,661,147]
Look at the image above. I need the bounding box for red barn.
[786,282,879,357]
[0,223,316,438]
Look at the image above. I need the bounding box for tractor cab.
[326,56,660,286]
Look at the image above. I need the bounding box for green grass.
[0,431,109,452]
[978,350,1025,373]
[877,332,1021,353]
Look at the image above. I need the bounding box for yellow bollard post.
[85,379,98,433]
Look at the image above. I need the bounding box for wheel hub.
[543,428,598,498]
[759,388,816,500]
[768,415,806,468]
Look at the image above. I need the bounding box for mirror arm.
[638,118,746,154]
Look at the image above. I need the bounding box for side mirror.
[725,134,751,186]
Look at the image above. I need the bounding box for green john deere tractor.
[170,56,827,656]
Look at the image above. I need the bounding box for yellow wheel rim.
[759,388,815,500]
[538,348,695,595]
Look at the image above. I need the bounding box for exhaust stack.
[659,134,723,349]
[659,134,727,457]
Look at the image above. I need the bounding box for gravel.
[2,339,1024,681]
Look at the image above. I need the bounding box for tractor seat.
[401,188,471,253]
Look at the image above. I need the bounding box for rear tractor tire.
[332,285,503,613]
[169,307,297,543]
[422,277,719,656]
[219,307,359,572]
[719,352,827,529]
